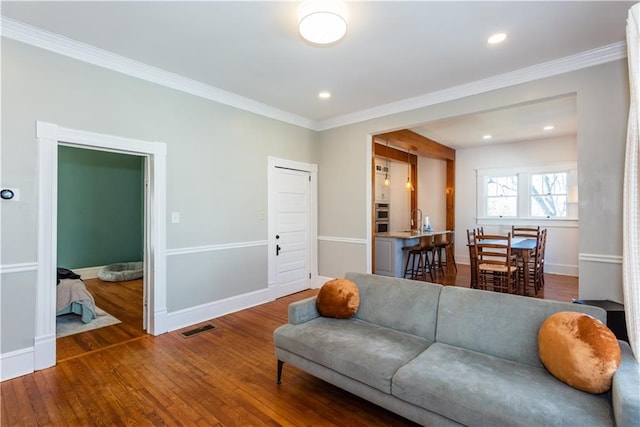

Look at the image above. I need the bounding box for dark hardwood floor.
[3,267,577,426]
[425,263,578,303]
[56,278,146,361]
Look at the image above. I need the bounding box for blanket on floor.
[56,278,97,323]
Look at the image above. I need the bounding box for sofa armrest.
[288,296,319,325]
[612,340,640,427]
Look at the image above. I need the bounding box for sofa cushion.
[538,311,621,394]
[435,286,606,368]
[392,343,614,427]
[316,278,360,318]
[345,272,442,341]
[273,317,431,393]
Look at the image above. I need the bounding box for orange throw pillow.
[316,279,360,319]
[538,311,621,394]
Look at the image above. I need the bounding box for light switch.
[171,212,180,223]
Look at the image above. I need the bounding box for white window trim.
[476,162,579,226]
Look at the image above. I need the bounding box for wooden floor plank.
[3,268,578,426]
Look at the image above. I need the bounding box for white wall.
[455,136,578,276]
[1,39,317,356]
[417,156,447,231]
[317,60,628,304]
[1,34,630,373]
[389,160,411,231]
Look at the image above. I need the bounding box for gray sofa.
[273,272,640,426]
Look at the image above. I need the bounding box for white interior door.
[273,167,311,297]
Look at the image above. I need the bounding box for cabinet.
[374,237,395,276]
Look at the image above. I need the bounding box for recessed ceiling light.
[543,125,555,131]
[482,134,492,140]
[318,91,331,99]
[487,33,507,45]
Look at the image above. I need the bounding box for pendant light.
[384,140,390,186]
[406,149,414,192]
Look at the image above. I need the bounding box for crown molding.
[1,17,627,132]
[316,41,628,131]
[0,17,316,130]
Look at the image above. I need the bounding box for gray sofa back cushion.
[345,272,442,341]
[436,286,607,368]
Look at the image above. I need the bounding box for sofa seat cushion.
[274,318,432,393]
[392,343,614,427]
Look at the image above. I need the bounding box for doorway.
[267,156,318,298]
[34,122,167,372]
[56,146,146,360]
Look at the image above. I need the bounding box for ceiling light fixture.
[482,134,492,140]
[298,0,348,45]
[406,149,414,192]
[487,32,507,45]
[318,91,331,99]
[543,125,555,131]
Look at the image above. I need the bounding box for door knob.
[276,244,281,256]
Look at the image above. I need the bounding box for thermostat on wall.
[1,188,18,200]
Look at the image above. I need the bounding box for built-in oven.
[375,203,390,220]
[375,221,389,233]
[375,203,390,233]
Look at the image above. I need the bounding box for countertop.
[375,230,449,239]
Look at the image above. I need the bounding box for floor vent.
[179,324,216,338]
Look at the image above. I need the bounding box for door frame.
[267,156,318,296]
[34,121,168,371]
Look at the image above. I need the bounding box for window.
[530,172,567,218]
[486,175,518,217]
[477,163,577,223]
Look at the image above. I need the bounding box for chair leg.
[447,245,457,272]
[403,251,412,279]
[426,250,435,281]
[277,360,284,384]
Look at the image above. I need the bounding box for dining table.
[469,237,538,294]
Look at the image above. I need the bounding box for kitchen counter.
[375,230,449,239]
[374,230,450,278]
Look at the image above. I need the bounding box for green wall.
[57,146,144,269]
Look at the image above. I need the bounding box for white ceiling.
[411,94,578,149]
[1,1,634,146]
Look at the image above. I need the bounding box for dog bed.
[98,261,143,282]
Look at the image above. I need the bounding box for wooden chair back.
[511,226,540,239]
[475,233,519,293]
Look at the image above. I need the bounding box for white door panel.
[272,167,311,297]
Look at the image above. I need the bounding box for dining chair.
[467,229,478,289]
[511,226,540,239]
[538,228,548,289]
[512,226,541,293]
[475,233,520,294]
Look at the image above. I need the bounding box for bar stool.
[434,231,457,274]
[402,236,435,281]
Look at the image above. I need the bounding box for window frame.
[476,163,578,227]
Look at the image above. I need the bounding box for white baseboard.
[165,288,273,332]
[73,266,105,280]
[166,276,332,332]
[1,347,34,381]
